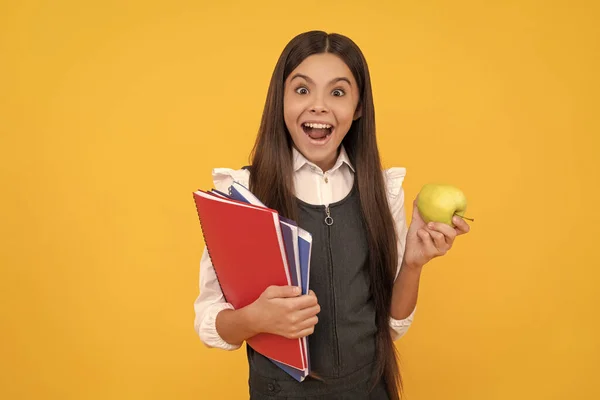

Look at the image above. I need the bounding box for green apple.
[416,183,472,226]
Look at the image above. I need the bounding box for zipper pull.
[325,205,334,226]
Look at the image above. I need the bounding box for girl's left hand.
[402,198,471,270]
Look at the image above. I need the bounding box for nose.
[310,105,329,114]
[310,96,329,114]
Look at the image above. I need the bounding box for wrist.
[401,258,424,272]
[241,301,262,337]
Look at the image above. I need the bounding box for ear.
[353,103,362,120]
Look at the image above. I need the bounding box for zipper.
[324,205,340,370]
[324,205,334,226]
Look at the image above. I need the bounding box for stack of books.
[193,182,312,382]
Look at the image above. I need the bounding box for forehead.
[287,53,357,85]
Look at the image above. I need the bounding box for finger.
[417,229,438,255]
[295,304,321,321]
[426,228,447,251]
[452,216,471,235]
[417,228,429,242]
[287,293,319,310]
[265,285,301,299]
[291,326,315,339]
[427,222,456,245]
[296,315,319,331]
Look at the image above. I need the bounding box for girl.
[194,31,470,399]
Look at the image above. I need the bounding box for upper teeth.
[304,122,332,129]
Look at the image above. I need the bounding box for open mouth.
[302,122,333,141]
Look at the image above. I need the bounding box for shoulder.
[211,167,251,192]
[382,167,407,201]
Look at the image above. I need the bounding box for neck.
[317,145,342,172]
[315,154,337,172]
[293,145,341,173]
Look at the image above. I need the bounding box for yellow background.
[1,1,599,399]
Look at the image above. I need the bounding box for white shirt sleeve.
[193,247,241,350]
[193,168,250,350]
[384,167,417,341]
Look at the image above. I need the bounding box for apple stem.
[454,213,475,222]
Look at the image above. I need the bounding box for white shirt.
[193,146,416,350]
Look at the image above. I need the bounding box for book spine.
[193,193,228,302]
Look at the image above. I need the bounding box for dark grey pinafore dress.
[247,183,390,399]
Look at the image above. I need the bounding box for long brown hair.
[249,31,402,399]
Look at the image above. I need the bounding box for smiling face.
[283,53,362,172]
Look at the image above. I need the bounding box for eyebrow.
[290,73,352,87]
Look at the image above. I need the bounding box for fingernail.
[452,216,460,224]
[294,287,301,294]
[428,222,434,229]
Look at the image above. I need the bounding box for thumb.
[409,198,424,228]
[411,198,420,218]
[265,285,301,299]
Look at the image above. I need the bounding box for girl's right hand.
[249,286,320,339]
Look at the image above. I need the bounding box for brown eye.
[295,87,309,95]
[332,89,345,97]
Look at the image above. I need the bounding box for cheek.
[284,111,305,145]
[283,97,304,125]
[334,102,358,125]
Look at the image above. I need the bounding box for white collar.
[292,145,355,173]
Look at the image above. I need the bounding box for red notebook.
[193,190,306,370]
